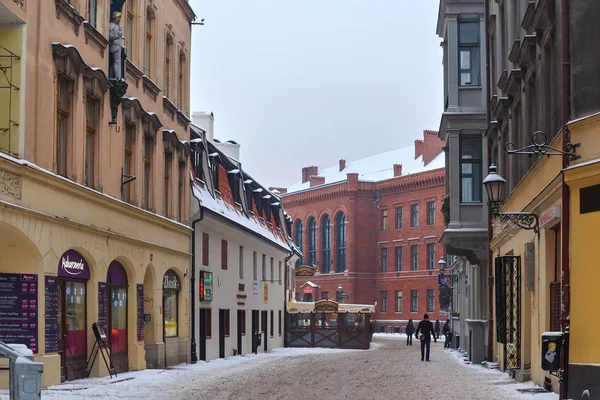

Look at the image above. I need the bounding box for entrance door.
[237,310,243,355]
[59,280,87,381]
[108,286,128,373]
[251,310,259,353]
[218,310,226,358]
[261,310,268,352]
[199,309,207,361]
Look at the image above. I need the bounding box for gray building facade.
[436,0,489,365]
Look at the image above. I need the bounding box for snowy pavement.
[1,334,559,399]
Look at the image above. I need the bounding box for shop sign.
[44,276,59,353]
[252,280,259,297]
[199,271,213,301]
[539,205,561,228]
[303,285,314,294]
[0,273,38,353]
[315,299,338,312]
[163,270,181,291]
[295,265,316,277]
[264,283,269,303]
[136,284,144,342]
[58,249,90,280]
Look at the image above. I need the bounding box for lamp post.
[336,285,348,303]
[483,164,540,233]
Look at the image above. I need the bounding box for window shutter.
[202,233,209,266]
[221,240,228,270]
[525,242,535,292]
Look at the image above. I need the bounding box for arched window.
[163,269,181,338]
[321,215,331,273]
[307,217,317,266]
[294,220,303,266]
[335,212,346,272]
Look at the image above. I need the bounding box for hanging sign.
[199,271,213,301]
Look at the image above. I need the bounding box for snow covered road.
[2,334,558,399]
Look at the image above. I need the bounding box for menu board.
[0,273,38,353]
[136,284,144,342]
[98,282,108,327]
[44,276,58,353]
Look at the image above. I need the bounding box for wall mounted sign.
[539,205,561,228]
[315,299,338,312]
[163,269,181,291]
[0,273,38,353]
[44,276,58,353]
[199,271,213,301]
[303,285,314,294]
[295,265,316,277]
[97,282,108,327]
[264,283,269,303]
[252,280,259,297]
[58,249,90,280]
[136,284,144,341]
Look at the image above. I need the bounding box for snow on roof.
[191,182,291,252]
[300,281,319,288]
[286,144,445,193]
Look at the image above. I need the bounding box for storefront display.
[107,261,128,373]
[163,270,180,338]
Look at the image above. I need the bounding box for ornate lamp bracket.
[505,131,580,161]
[490,201,539,234]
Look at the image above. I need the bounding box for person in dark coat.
[435,319,441,340]
[415,313,437,361]
[442,319,451,349]
[405,320,415,346]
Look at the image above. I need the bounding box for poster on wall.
[44,276,58,353]
[252,280,259,297]
[0,273,38,353]
[199,271,213,301]
[264,283,269,303]
[98,282,108,327]
[136,284,144,342]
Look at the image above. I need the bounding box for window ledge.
[176,109,191,128]
[458,85,482,90]
[126,60,143,88]
[163,96,178,120]
[459,202,484,206]
[83,22,108,57]
[142,75,162,101]
[55,0,84,36]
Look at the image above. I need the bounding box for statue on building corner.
[108,2,129,123]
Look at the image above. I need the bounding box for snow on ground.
[0,336,560,399]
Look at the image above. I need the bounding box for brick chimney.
[393,164,403,177]
[422,130,445,165]
[309,176,325,187]
[414,139,424,160]
[339,159,346,171]
[302,166,319,183]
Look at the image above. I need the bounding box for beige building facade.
[0,0,195,388]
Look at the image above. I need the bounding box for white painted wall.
[191,111,215,142]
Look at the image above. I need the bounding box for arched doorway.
[107,260,128,373]
[163,270,180,341]
[56,249,90,382]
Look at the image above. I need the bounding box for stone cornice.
[174,0,196,22]
[83,21,109,58]
[126,60,143,88]
[55,0,84,36]
[142,75,161,101]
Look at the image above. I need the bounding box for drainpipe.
[560,0,571,397]
[190,208,204,364]
[284,251,294,346]
[484,0,494,363]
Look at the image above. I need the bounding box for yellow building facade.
[0,0,195,388]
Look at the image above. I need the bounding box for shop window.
[107,261,128,355]
[307,217,316,265]
[56,77,71,177]
[396,207,403,229]
[163,270,180,338]
[396,290,403,312]
[395,247,403,271]
[123,123,136,203]
[221,240,228,270]
[65,281,87,357]
[202,233,209,266]
[335,212,346,272]
[321,214,331,273]
[85,96,99,188]
[164,151,172,217]
[294,220,303,266]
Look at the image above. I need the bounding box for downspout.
[560,0,571,397]
[484,0,494,363]
[284,251,294,347]
[190,208,204,364]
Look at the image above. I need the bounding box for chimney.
[302,166,319,183]
[309,176,325,187]
[393,164,403,177]
[415,139,424,160]
[191,111,215,142]
[339,159,346,171]
[422,130,445,165]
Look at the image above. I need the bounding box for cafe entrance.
[56,250,90,382]
[107,261,128,373]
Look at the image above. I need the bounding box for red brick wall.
[283,168,446,326]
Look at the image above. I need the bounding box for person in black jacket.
[405,320,415,346]
[415,313,437,361]
[435,319,441,340]
[442,319,451,348]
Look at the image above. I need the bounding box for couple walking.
[405,314,437,361]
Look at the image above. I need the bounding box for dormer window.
[211,160,219,191]
[228,170,241,204]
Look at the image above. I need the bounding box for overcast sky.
[189,0,443,188]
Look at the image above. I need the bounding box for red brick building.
[278,130,446,330]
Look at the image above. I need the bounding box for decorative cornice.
[55,0,84,36]
[83,22,109,58]
[163,129,190,156]
[174,0,196,22]
[122,97,163,132]
[52,42,86,73]
[163,96,177,120]
[126,60,143,88]
[176,110,190,128]
[83,66,110,92]
[142,76,161,101]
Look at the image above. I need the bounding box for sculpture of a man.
[109,11,124,80]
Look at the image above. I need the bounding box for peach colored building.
[0,0,195,388]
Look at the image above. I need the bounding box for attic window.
[228,171,241,204]
[211,160,219,191]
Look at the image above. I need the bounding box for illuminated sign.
[199,271,213,301]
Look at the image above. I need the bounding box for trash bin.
[541,332,563,371]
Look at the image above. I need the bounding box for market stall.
[285,300,375,349]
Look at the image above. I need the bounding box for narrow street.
[27,336,557,400]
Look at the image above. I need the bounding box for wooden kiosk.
[285,299,375,349]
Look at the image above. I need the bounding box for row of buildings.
[436,0,600,398]
[0,0,299,389]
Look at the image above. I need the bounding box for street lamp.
[483,164,540,233]
[336,285,348,303]
[438,257,447,271]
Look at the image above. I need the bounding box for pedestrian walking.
[443,319,451,349]
[435,319,441,340]
[415,313,436,361]
[405,319,415,346]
